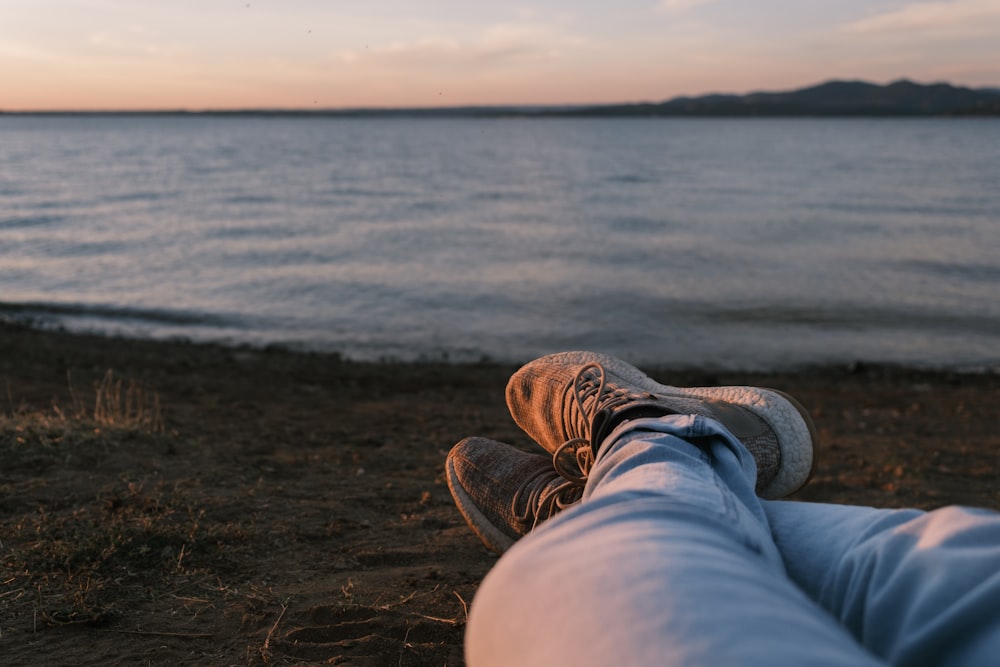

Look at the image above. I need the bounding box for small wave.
[224,194,279,205]
[473,190,526,202]
[0,215,64,230]
[205,224,302,242]
[608,215,677,233]
[701,303,1000,336]
[325,186,413,198]
[26,238,132,259]
[103,191,168,203]
[608,173,656,184]
[0,300,235,328]
[896,259,1000,284]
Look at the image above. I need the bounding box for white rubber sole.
[534,351,817,498]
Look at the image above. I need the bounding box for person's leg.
[466,416,885,666]
[765,500,1000,667]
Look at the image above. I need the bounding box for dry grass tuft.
[0,370,166,473]
[0,370,198,636]
[65,369,164,433]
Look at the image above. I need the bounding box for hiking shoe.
[506,351,817,499]
[446,437,586,553]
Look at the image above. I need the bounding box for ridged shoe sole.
[445,452,516,554]
[534,351,817,498]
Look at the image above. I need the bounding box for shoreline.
[3,318,997,377]
[3,319,998,512]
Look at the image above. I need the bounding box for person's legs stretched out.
[449,352,882,665]
[447,352,1000,666]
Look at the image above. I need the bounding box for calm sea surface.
[1,115,998,370]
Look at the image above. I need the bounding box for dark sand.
[1,322,997,665]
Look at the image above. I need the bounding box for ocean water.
[1,114,998,371]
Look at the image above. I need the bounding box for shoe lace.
[517,363,647,530]
[564,362,647,446]
[513,452,587,530]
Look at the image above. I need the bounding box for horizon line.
[4,77,998,116]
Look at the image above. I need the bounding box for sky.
[2,0,999,111]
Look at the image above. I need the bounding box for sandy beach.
[1,321,997,665]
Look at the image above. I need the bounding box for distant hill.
[575,79,1000,116]
[5,79,998,117]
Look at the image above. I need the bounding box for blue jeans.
[466,415,1000,666]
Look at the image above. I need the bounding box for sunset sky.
[2,0,999,111]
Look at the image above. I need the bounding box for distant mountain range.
[572,79,1000,117]
[6,79,999,117]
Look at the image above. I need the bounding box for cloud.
[656,0,715,13]
[846,0,1000,34]
[86,29,190,60]
[0,39,60,62]
[335,22,583,70]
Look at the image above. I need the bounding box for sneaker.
[445,437,585,553]
[506,351,817,499]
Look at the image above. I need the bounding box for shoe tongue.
[590,401,677,457]
[588,409,612,458]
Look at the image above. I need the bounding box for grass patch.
[1,370,166,472]
[5,481,217,626]
[66,368,164,433]
[0,370,244,633]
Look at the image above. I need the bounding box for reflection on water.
[0,116,998,370]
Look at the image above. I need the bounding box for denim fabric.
[766,501,1000,666]
[466,414,1000,666]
